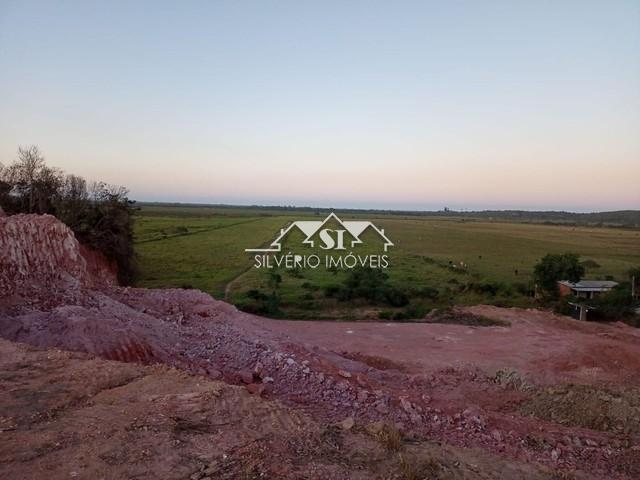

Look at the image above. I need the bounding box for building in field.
[557,280,618,299]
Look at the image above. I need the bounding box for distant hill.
[432,210,640,228]
[137,202,640,228]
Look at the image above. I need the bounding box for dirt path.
[224,264,254,301]
[135,217,263,245]
[223,220,291,301]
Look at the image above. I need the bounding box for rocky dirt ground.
[0,338,577,480]
[1,214,640,479]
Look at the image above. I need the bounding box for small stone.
[490,429,503,442]
[263,376,274,383]
[551,448,561,462]
[253,361,264,374]
[399,397,413,413]
[357,391,369,402]
[338,370,352,378]
[341,417,355,430]
[365,421,385,435]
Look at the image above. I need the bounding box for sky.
[0,1,638,212]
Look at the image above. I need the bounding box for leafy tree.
[328,266,409,307]
[533,253,585,295]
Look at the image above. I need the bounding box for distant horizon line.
[135,200,639,216]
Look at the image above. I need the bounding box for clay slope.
[0,213,115,300]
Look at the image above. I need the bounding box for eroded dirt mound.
[0,214,115,300]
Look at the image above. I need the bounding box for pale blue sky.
[1,1,638,211]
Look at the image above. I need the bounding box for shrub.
[323,284,342,297]
[589,283,638,321]
[533,253,585,296]
[390,303,428,321]
[288,267,304,278]
[384,287,409,307]
[240,290,281,316]
[417,286,439,299]
[581,259,601,269]
[268,271,282,289]
[469,281,505,296]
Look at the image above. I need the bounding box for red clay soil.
[1,214,640,479]
[257,305,640,386]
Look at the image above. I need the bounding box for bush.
[469,281,505,296]
[513,282,533,296]
[323,284,342,297]
[534,253,585,296]
[389,303,428,321]
[328,266,410,307]
[384,287,409,307]
[417,286,439,299]
[581,259,601,269]
[239,289,281,316]
[288,267,304,278]
[589,283,638,320]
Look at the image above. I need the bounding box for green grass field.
[134,205,640,319]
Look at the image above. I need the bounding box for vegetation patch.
[424,309,511,327]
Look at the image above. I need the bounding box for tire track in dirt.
[134,217,263,245]
[223,220,292,301]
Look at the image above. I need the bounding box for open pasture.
[134,205,640,318]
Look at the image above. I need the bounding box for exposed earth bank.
[1,214,639,479]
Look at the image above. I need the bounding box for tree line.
[0,146,137,284]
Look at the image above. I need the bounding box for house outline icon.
[245,212,394,253]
